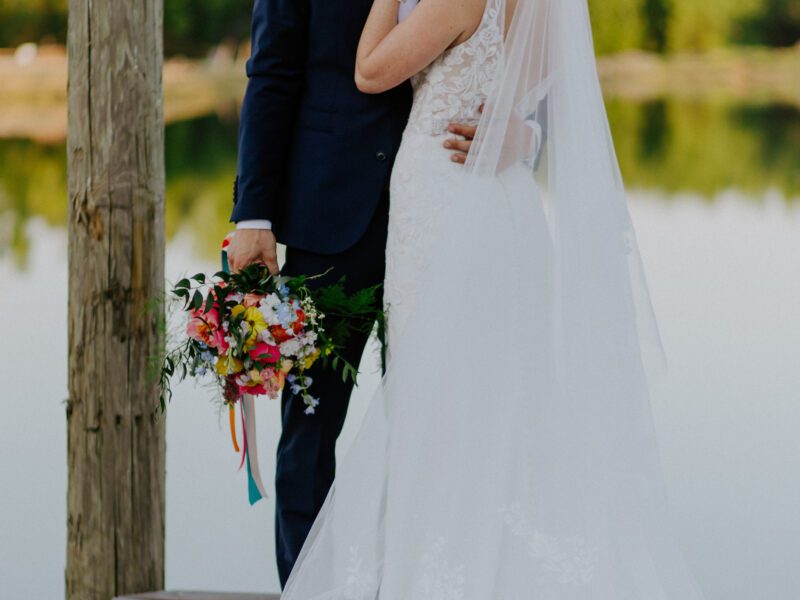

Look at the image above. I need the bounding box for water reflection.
[606,99,800,199]
[1,99,798,269]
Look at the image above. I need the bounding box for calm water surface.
[1,99,799,599]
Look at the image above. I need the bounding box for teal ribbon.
[222,244,265,505]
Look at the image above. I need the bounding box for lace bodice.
[405,0,504,136]
[385,0,506,347]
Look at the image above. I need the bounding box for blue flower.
[275,303,294,328]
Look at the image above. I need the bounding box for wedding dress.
[281,0,707,598]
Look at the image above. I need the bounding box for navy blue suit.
[230,0,412,586]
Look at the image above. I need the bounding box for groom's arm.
[230,0,309,223]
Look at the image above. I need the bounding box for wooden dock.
[115,592,279,600]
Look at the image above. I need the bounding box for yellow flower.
[280,359,294,375]
[234,305,267,350]
[303,348,321,370]
[216,355,243,376]
[243,368,264,387]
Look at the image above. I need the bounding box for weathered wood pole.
[66,0,166,598]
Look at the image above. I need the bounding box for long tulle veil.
[466,0,667,380]
[280,1,706,598]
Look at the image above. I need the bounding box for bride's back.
[405,0,508,137]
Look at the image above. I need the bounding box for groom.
[226,0,476,586]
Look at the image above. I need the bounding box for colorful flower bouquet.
[156,264,383,415]
[153,236,383,504]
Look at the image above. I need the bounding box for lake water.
[1,99,799,599]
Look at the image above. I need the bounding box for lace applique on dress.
[405,0,504,136]
[413,536,467,600]
[501,503,600,586]
[343,546,379,600]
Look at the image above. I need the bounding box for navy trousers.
[275,191,389,586]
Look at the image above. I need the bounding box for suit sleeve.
[230,0,309,223]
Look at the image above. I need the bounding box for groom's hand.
[444,105,483,164]
[443,122,476,164]
[227,229,280,275]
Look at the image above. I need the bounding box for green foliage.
[589,0,645,55]
[0,0,67,46]
[665,0,761,51]
[738,0,800,47]
[586,0,791,54]
[163,0,251,56]
[641,0,672,52]
[0,0,796,55]
[0,0,250,56]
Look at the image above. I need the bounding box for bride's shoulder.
[427,0,492,44]
[419,0,489,20]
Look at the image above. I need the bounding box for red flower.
[271,325,292,343]
[292,309,306,334]
[248,342,281,365]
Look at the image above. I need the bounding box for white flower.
[280,338,302,357]
[258,294,283,326]
[259,329,276,345]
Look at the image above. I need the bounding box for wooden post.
[66,0,166,599]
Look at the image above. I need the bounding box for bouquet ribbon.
[223,232,268,505]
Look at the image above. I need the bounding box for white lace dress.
[385,0,504,345]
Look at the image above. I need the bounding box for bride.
[281,0,706,598]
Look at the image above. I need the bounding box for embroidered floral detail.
[343,546,378,600]
[406,0,504,136]
[414,537,466,600]
[501,503,600,585]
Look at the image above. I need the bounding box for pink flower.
[243,293,265,308]
[248,342,281,365]
[263,369,284,397]
[187,307,224,349]
[211,328,229,353]
[234,366,287,399]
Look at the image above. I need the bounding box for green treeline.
[1,0,798,56]
[588,0,800,53]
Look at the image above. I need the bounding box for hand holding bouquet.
[157,263,383,415]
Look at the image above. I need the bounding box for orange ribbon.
[229,404,240,453]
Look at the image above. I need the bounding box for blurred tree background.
[0,0,797,56]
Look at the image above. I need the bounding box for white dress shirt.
[236,219,273,230]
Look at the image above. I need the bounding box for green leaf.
[191,290,203,309]
[175,278,190,290]
[203,292,216,314]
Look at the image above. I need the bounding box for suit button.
[376,151,387,161]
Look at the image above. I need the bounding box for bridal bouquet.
[153,234,383,504]
[156,261,382,416]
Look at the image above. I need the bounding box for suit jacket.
[231,0,413,254]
